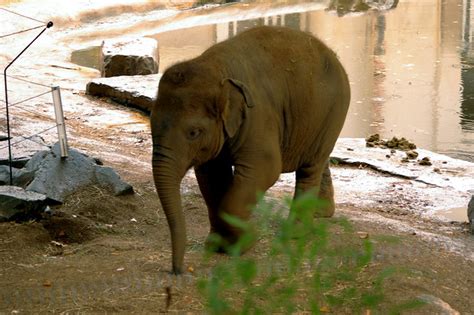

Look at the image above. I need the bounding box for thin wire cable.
[0,25,45,39]
[2,16,53,184]
[0,7,48,24]
[0,90,51,107]
[18,132,50,148]
[10,103,53,121]
[0,125,57,150]
[5,74,53,88]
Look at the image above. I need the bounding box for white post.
[51,86,69,158]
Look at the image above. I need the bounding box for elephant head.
[151,60,254,274]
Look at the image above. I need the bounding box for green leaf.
[237,260,257,285]
[389,298,426,315]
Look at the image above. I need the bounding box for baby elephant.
[151,26,350,274]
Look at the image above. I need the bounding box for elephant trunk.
[152,148,187,274]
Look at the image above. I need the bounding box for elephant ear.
[219,78,255,138]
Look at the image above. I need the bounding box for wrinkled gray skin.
[151,26,351,274]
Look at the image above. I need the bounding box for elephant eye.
[187,128,202,140]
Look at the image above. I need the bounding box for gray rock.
[95,166,134,196]
[25,143,133,203]
[0,135,49,168]
[103,55,158,77]
[468,195,474,234]
[0,186,47,221]
[86,74,160,113]
[102,38,159,77]
[0,165,35,187]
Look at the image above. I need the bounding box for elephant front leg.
[195,158,233,238]
[293,161,335,218]
[214,158,281,252]
[209,175,259,252]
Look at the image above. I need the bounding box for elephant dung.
[0,186,47,221]
[418,157,432,166]
[406,150,419,160]
[365,134,417,151]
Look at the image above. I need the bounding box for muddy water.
[437,206,469,222]
[151,0,474,162]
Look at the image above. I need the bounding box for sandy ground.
[0,1,473,313]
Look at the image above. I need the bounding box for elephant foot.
[290,198,335,220]
[313,201,335,218]
[204,232,228,253]
[204,228,256,255]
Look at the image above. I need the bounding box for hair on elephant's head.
[150,60,254,274]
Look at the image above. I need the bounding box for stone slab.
[86,74,160,113]
[274,138,473,223]
[0,186,47,221]
[332,138,474,192]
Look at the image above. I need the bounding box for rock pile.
[0,143,133,221]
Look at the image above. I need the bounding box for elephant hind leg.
[292,161,335,218]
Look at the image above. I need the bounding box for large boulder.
[24,143,133,203]
[102,38,159,77]
[0,186,47,221]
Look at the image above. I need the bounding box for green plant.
[198,193,424,314]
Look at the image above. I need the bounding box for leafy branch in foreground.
[198,193,424,314]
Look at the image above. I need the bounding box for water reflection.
[152,0,474,162]
[461,0,474,134]
[327,0,398,17]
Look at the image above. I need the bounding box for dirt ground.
[1,1,473,314]
[1,99,473,313]
[0,155,473,313]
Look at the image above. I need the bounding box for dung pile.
[366,134,417,151]
[365,134,434,166]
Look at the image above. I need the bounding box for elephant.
[150,26,350,274]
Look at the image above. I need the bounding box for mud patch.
[42,213,98,244]
[437,206,469,223]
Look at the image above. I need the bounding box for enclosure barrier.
[1,7,68,185]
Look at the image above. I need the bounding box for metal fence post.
[51,86,68,158]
